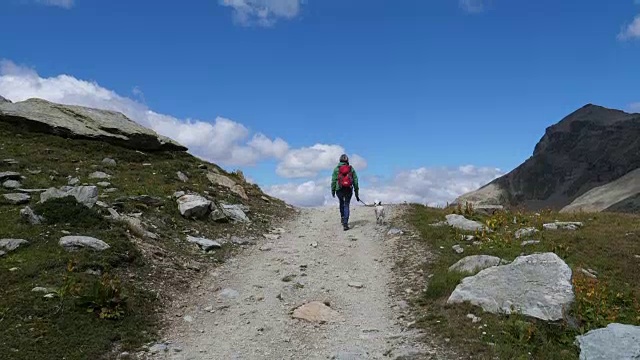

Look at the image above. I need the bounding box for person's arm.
[330,166,338,195]
[351,166,360,199]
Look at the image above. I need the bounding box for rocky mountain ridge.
[456,103,640,213]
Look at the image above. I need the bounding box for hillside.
[0,98,293,359]
[455,104,640,212]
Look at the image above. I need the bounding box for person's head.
[339,154,349,163]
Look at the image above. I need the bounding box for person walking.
[331,154,360,231]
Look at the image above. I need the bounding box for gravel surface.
[147,205,448,360]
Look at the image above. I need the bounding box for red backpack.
[337,165,353,188]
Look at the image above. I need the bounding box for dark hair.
[339,154,349,163]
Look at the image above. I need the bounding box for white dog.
[374,200,385,225]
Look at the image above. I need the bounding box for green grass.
[0,121,293,359]
[406,204,640,360]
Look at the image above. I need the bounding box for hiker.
[331,154,360,231]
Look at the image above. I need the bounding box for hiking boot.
[343,224,349,231]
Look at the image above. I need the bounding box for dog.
[374,200,385,225]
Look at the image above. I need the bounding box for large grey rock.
[176,194,211,219]
[445,214,488,232]
[447,252,574,321]
[20,206,44,225]
[3,193,30,204]
[186,235,222,251]
[0,238,29,252]
[59,236,110,251]
[448,255,504,274]
[0,171,21,182]
[3,180,21,189]
[39,185,98,208]
[515,227,539,239]
[575,323,640,360]
[220,204,250,223]
[0,98,186,151]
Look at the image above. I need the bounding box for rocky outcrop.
[575,323,640,360]
[0,98,186,151]
[447,252,574,321]
[455,104,640,212]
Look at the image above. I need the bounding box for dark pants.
[337,187,353,225]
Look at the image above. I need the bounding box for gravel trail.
[150,205,441,360]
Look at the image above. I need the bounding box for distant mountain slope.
[456,104,640,212]
[560,168,640,213]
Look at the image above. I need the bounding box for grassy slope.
[0,121,292,360]
[405,204,640,360]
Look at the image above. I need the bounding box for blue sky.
[1,0,639,206]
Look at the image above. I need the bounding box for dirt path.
[148,205,441,360]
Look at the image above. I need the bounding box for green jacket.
[331,162,359,193]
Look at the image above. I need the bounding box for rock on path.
[153,205,434,360]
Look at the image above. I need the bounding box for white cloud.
[36,0,74,8]
[0,59,367,181]
[0,59,287,167]
[219,0,303,26]
[276,144,367,178]
[265,178,331,207]
[618,14,640,41]
[629,102,640,113]
[459,0,485,13]
[267,165,504,208]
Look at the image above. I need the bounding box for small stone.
[148,343,168,354]
[3,193,30,205]
[310,242,318,248]
[521,240,541,246]
[183,315,193,323]
[31,287,49,293]
[348,282,364,289]
[177,171,189,182]
[96,182,111,187]
[68,177,80,185]
[102,158,117,166]
[264,234,280,240]
[20,206,44,225]
[59,236,110,251]
[466,313,482,323]
[452,244,464,254]
[3,180,21,189]
[43,293,56,299]
[89,171,111,179]
[95,201,109,208]
[259,244,274,251]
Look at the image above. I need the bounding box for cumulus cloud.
[0,59,365,179]
[266,165,504,208]
[459,0,485,13]
[36,0,74,8]
[618,14,640,41]
[219,0,303,27]
[0,59,288,167]
[276,144,367,178]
